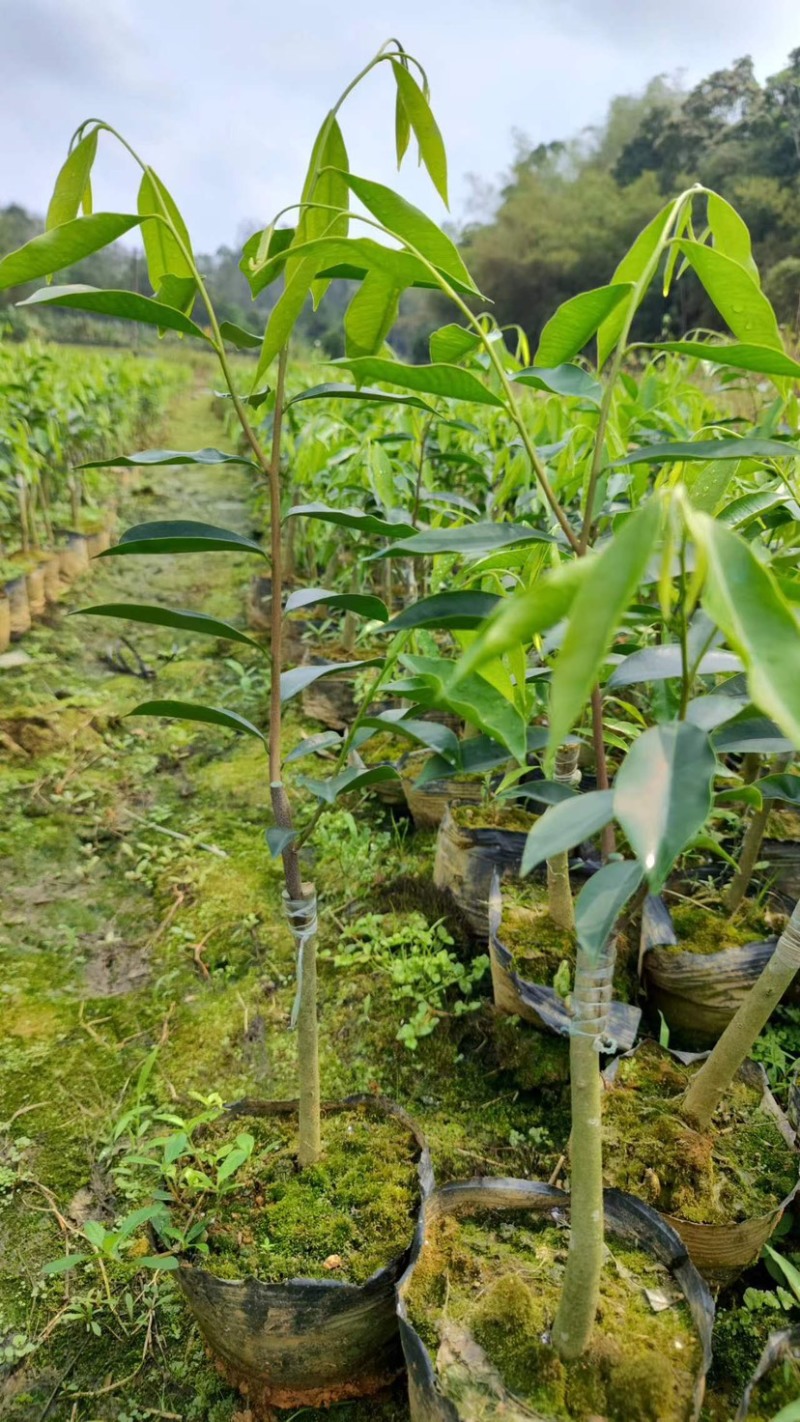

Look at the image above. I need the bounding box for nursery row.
[2,37,800,1422]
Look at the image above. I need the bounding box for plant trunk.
[552,942,614,1360]
[724,753,792,915]
[547,742,580,930]
[683,899,800,1131]
[295,898,321,1168]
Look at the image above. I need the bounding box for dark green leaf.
[330,356,504,407]
[265,828,297,857]
[137,1255,180,1271]
[400,653,527,762]
[360,713,460,763]
[283,733,342,764]
[0,216,141,290]
[42,1253,89,1275]
[47,130,98,228]
[689,512,800,750]
[429,324,481,364]
[575,860,644,961]
[297,765,400,804]
[613,723,717,892]
[674,240,782,349]
[547,499,663,757]
[279,660,382,704]
[613,436,800,467]
[285,587,388,622]
[718,490,787,528]
[219,321,262,350]
[373,523,555,560]
[521,790,615,875]
[72,603,263,650]
[685,694,749,731]
[754,774,800,804]
[501,780,578,806]
[713,711,794,755]
[535,283,633,366]
[80,448,257,471]
[286,502,416,539]
[648,341,800,379]
[514,365,602,404]
[99,520,266,559]
[285,382,436,414]
[128,701,266,742]
[381,591,501,631]
[391,62,449,205]
[17,283,209,339]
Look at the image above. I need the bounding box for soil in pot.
[763,806,800,903]
[602,1042,798,1275]
[642,896,790,1049]
[404,1203,704,1421]
[167,1106,422,1284]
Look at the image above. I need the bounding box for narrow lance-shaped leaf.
[597,201,676,368]
[613,723,717,892]
[373,523,555,560]
[280,660,383,705]
[137,169,196,311]
[546,498,663,759]
[285,383,436,414]
[72,603,265,651]
[359,713,461,763]
[613,436,800,467]
[754,774,800,804]
[430,324,481,363]
[297,765,401,805]
[47,129,98,228]
[391,62,448,205]
[0,217,142,290]
[645,341,800,380]
[128,701,266,743]
[534,283,633,366]
[17,284,210,340]
[80,448,258,471]
[514,365,602,404]
[575,860,644,962]
[706,192,760,283]
[521,791,616,876]
[688,512,800,750]
[218,321,262,350]
[255,253,319,382]
[449,560,592,687]
[290,112,349,307]
[340,173,475,290]
[285,587,388,622]
[607,645,742,689]
[400,653,528,763]
[330,356,504,407]
[674,240,782,350]
[98,520,267,559]
[286,503,416,539]
[380,591,501,632]
[344,268,401,358]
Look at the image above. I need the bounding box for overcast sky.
[3,0,799,252]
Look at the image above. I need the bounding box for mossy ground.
[168,1109,420,1285]
[405,1211,701,1422]
[603,1042,797,1224]
[451,804,536,832]
[664,897,786,957]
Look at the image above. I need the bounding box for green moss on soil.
[452,803,537,832]
[499,882,575,981]
[765,807,800,843]
[603,1042,797,1223]
[664,900,784,957]
[171,1109,419,1284]
[405,1212,701,1422]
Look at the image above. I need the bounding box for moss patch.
[451,803,537,832]
[498,882,575,982]
[765,807,800,844]
[603,1042,797,1224]
[664,899,784,957]
[405,1211,701,1422]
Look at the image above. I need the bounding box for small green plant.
[323,910,488,1048]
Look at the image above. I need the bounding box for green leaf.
[285,382,436,414]
[285,587,388,622]
[99,520,266,559]
[449,561,592,687]
[575,860,644,961]
[395,74,411,166]
[685,694,749,731]
[399,653,527,762]
[391,62,448,205]
[707,192,759,283]
[763,1244,800,1305]
[297,765,401,804]
[255,253,319,380]
[381,591,501,632]
[598,202,675,368]
[769,1401,800,1422]
[128,700,266,743]
[292,113,349,307]
[80,448,257,471]
[137,1255,179,1271]
[83,1221,107,1248]
[607,646,741,689]
[689,513,800,751]
[219,321,262,350]
[284,733,342,764]
[0,216,142,291]
[330,356,503,407]
[514,365,602,405]
[240,225,295,297]
[753,774,800,804]
[674,240,782,349]
[279,660,382,705]
[373,523,555,560]
[429,324,481,364]
[42,1253,89,1275]
[718,490,788,528]
[265,827,297,858]
[360,713,460,763]
[47,130,98,228]
[117,1204,170,1239]
[73,603,264,650]
[713,711,794,756]
[501,779,578,807]
[547,499,663,757]
[534,283,633,366]
[217,1138,253,1183]
[344,268,401,358]
[613,436,799,467]
[286,502,416,539]
[648,341,800,379]
[521,790,616,875]
[137,169,195,310]
[17,283,209,339]
[613,723,717,892]
[341,173,474,289]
